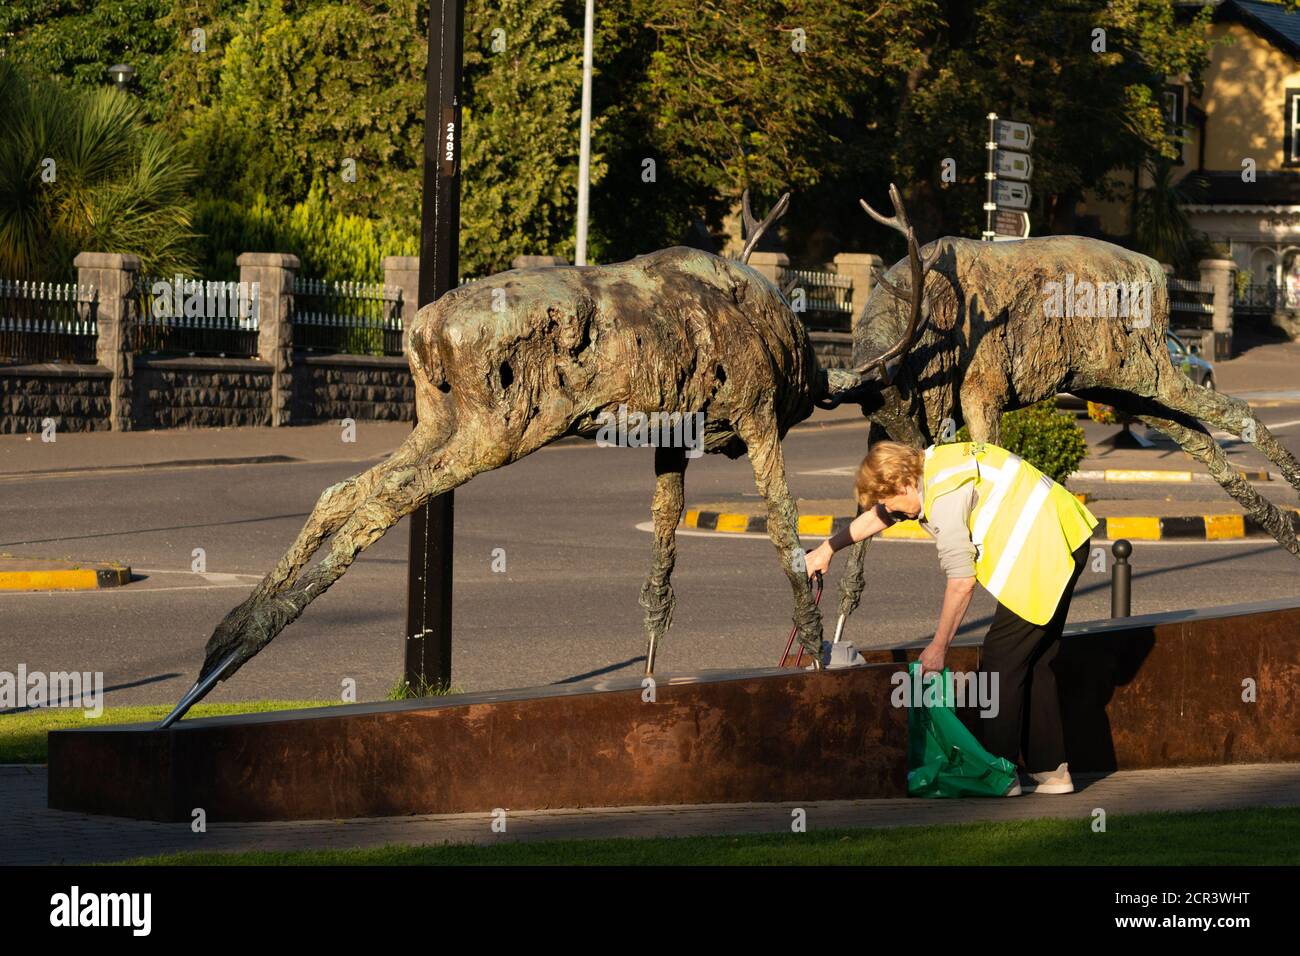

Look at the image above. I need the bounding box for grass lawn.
[124,807,1300,866]
[0,701,336,763]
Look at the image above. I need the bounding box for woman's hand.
[919,641,947,675]
[805,541,833,579]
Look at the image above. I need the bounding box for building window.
[1286,88,1300,167]
[1163,84,1184,129]
[1163,84,1185,166]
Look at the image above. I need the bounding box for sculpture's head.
[816,184,938,445]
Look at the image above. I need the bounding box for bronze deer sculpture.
[188,192,835,700]
[823,184,1300,636]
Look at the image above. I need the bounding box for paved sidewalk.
[0,421,410,477]
[2,762,1296,865]
[1212,338,1300,394]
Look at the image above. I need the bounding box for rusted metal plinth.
[48,665,908,822]
[48,597,1300,822]
[860,597,1300,770]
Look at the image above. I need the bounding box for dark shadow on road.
[1,671,183,714]
[555,657,643,684]
[0,512,312,548]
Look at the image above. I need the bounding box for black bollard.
[1111,538,1132,618]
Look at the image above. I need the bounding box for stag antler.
[739,188,791,264]
[853,183,938,381]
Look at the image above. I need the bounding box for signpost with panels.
[983,113,1034,241]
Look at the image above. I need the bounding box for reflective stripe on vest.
[984,473,1053,596]
[921,442,1098,625]
[970,453,1021,549]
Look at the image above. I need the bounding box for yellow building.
[1186,1,1300,314]
[1087,1,1300,336]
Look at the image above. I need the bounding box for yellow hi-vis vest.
[921,442,1098,626]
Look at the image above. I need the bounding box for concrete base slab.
[47,598,1300,822]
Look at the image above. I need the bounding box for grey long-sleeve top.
[875,484,979,579]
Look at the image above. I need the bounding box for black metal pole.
[1111,539,1132,618]
[983,111,997,241]
[405,0,464,692]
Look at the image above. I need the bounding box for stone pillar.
[74,252,139,431]
[1199,258,1235,360]
[237,252,299,426]
[382,255,421,353]
[833,253,884,334]
[511,255,568,269]
[746,251,789,287]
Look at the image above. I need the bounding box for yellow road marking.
[1106,516,1162,539]
[797,515,834,537]
[1203,515,1244,539]
[714,513,750,533]
[1105,469,1191,482]
[881,521,932,540]
[0,569,103,591]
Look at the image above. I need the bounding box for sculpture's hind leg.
[1137,411,1299,557]
[833,422,888,643]
[1084,390,1300,558]
[833,518,870,642]
[641,446,687,675]
[737,411,824,666]
[1152,369,1300,497]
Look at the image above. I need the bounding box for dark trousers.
[977,538,1090,773]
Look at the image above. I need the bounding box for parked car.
[1165,330,1215,389]
[1057,330,1215,409]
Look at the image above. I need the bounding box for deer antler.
[853,183,938,381]
[739,188,791,264]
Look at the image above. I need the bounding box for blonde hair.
[854,441,923,509]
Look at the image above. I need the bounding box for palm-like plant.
[0,61,196,282]
[1133,159,1206,271]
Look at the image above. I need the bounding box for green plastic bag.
[905,662,1018,798]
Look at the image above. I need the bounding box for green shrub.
[954,400,1087,483]
[194,183,417,283]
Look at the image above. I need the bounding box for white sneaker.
[1024,762,1074,794]
[1002,777,1022,797]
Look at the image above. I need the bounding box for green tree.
[589,0,937,259]
[0,0,176,121]
[178,0,426,232]
[880,0,1215,248]
[0,61,196,281]
[172,0,582,277]
[460,0,585,275]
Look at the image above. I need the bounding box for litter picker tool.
[779,571,823,668]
